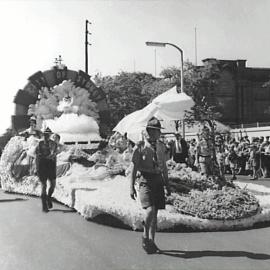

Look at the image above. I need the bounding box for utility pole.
[85,20,92,74]
[154,48,157,77]
[195,27,198,66]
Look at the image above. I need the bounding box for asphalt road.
[1,177,270,270]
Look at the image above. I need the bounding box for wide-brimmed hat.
[146,117,164,130]
[43,127,52,134]
[29,116,36,124]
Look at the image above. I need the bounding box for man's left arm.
[49,141,58,160]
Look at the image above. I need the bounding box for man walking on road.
[35,127,58,213]
[130,117,171,254]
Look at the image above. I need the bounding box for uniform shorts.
[138,172,165,210]
[37,159,56,181]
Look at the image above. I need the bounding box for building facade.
[202,58,270,127]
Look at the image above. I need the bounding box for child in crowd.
[248,144,259,180]
[216,144,226,178]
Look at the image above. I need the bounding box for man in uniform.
[196,127,214,176]
[130,117,171,254]
[35,127,58,212]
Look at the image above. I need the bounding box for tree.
[142,77,173,102]
[94,72,155,128]
[184,60,227,179]
[184,60,222,130]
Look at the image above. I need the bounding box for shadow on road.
[50,208,76,213]
[0,198,27,203]
[159,250,270,260]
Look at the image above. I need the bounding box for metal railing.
[230,122,270,129]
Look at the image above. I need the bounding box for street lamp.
[145,41,185,137]
[145,41,184,93]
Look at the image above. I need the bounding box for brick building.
[202,58,270,127]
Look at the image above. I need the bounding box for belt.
[199,155,210,157]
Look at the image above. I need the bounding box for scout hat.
[29,116,36,124]
[146,117,163,130]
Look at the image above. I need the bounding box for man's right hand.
[130,186,137,200]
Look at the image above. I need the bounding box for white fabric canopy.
[153,86,194,121]
[113,86,195,143]
[113,103,158,143]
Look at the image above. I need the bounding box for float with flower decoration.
[1,70,270,231]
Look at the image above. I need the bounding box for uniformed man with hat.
[35,127,58,212]
[130,117,171,254]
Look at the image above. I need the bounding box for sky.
[0,0,270,135]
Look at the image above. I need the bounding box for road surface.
[0,176,270,270]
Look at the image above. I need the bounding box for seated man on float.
[88,140,109,166]
[87,139,125,175]
[19,116,42,139]
[16,117,42,175]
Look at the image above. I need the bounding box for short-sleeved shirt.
[132,140,167,174]
[36,140,57,162]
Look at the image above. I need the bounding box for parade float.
[1,75,270,231]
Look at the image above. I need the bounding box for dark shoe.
[41,195,48,213]
[142,237,156,254]
[231,176,237,180]
[250,177,258,180]
[142,237,149,253]
[149,240,159,253]
[42,207,49,213]
[47,198,53,209]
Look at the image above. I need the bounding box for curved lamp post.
[145,41,184,93]
[145,41,185,137]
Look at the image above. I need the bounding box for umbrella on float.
[152,86,194,121]
[113,86,195,143]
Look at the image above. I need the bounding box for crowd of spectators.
[161,133,270,181]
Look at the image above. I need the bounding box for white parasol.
[113,86,195,143]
